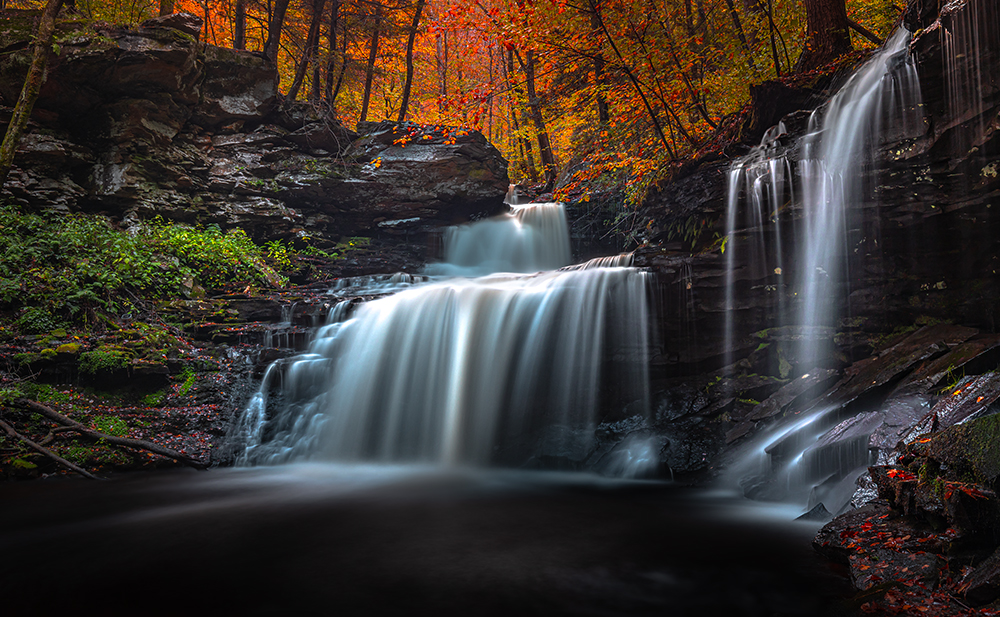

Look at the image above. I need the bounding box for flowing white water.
[724,122,792,368]
[237,202,651,471]
[426,202,572,277]
[724,29,924,511]
[797,28,922,366]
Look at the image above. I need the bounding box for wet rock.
[958,547,1000,605]
[749,368,839,420]
[797,503,832,522]
[906,411,1000,489]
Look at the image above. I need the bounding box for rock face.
[0,10,508,266]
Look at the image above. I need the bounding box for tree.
[159,0,173,16]
[0,0,64,185]
[795,0,852,72]
[263,0,293,64]
[397,0,426,122]
[359,3,382,123]
[287,0,329,101]
[233,0,246,49]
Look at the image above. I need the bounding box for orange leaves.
[887,468,918,481]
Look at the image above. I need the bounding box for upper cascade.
[426,202,572,277]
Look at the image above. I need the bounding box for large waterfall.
[236,203,650,470]
[724,29,925,510]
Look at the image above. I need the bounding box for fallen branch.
[15,398,207,470]
[0,417,102,480]
[849,19,882,46]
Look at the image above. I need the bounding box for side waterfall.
[725,29,924,510]
[236,202,650,471]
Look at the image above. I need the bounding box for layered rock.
[0,10,509,269]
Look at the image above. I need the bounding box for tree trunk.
[437,31,448,114]
[588,11,609,125]
[795,0,852,72]
[359,4,382,123]
[324,0,341,103]
[263,0,292,65]
[523,50,557,191]
[234,0,246,50]
[722,0,757,70]
[397,0,426,122]
[287,0,328,101]
[0,0,63,186]
[506,49,536,180]
[159,0,173,16]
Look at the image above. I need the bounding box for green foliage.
[78,345,131,374]
[177,367,197,396]
[90,414,127,437]
[11,458,36,470]
[266,240,293,270]
[142,390,166,407]
[0,206,285,332]
[15,307,64,334]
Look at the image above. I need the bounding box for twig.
[15,399,207,470]
[0,417,102,480]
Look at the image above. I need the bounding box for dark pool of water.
[0,466,854,616]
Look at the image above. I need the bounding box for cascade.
[725,29,925,510]
[236,203,650,472]
[425,202,572,277]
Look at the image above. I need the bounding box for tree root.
[14,398,207,470]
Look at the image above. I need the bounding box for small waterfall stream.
[237,202,651,472]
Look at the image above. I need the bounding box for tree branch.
[15,399,207,469]
[0,417,102,480]
[848,19,882,46]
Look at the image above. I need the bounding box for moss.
[78,345,132,374]
[55,342,82,354]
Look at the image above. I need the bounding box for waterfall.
[425,202,572,277]
[797,28,922,366]
[236,202,650,471]
[724,29,924,511]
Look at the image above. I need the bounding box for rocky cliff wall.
[0,10,509,273]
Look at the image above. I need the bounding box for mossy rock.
[913,413,1000,488]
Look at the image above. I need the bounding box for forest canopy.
[3,0,901,200]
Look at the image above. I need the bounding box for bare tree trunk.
[506,49,536,180]
[263,0,292,64]
[324,0,341,102]
[234,0,247,49]
[0,0,64,186]
[795,0,852,72]
[159,0,173,16]
[359,4,382,123]
[437,31,448,114]
[287,0,329,101]
[397,0,426,122]
[522,50,557,191]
